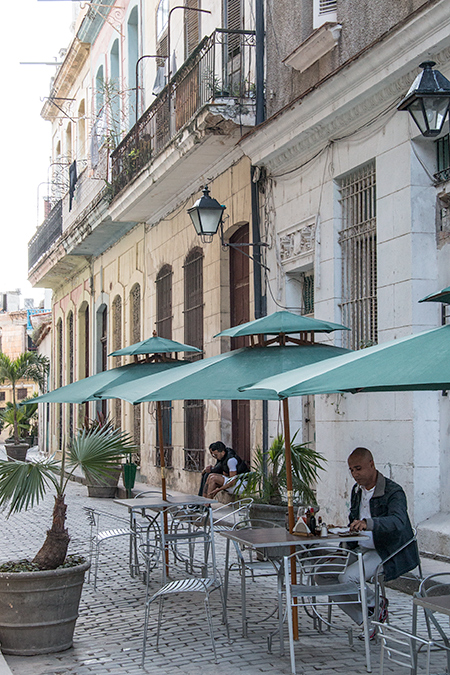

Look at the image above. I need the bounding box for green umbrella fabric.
[101,343,351,403]
[109,335,201,357]
[214,310,349,338]
[419,286,450,305]
[30,360,188,404]
[240,324,450,398]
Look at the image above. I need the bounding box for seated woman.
[203,441,248,499]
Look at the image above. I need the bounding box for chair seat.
[151,577,219,599]
[96,527,134,543]
[291,581,359,598]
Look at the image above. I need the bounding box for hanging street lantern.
[187,185,226,243]
[398,61,450,137]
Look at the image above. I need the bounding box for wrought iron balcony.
[28,200,63,271]
[111,29,256,198]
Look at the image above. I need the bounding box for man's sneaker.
[378,596,389,623]
[359,597,389,641]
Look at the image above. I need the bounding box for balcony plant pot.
[0,560,90,655]
[86,465,122,498]
[5,441,29,462]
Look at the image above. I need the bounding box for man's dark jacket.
[349,472,420,582]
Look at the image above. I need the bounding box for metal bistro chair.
[140,504,229,667]
[372,530,423,630]
[284,545,372,674]
[373,621,434,675]
[224,518,284,642]
[415,572,450,672]
[84,506,140,590]
[212,498,254,532]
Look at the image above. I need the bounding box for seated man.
[337,446,420,626]
[198,443,225,496]
[203,441,248,499]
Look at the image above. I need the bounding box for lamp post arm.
[135,54,168,124]
[167,6,211,84]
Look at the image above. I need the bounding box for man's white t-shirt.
[359,485,375,549]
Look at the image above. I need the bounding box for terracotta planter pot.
[5,442,29,462]
[86,466,122,498]
[0,560,90,655]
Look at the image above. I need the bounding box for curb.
[0,651,13,675]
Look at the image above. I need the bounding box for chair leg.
[93,542,101,591]
[241,560,248,637]
[204,594,219,664]
[156,596,164,651]
[218,584,231,640]
[141,597,151,668]
[286,594,296,675]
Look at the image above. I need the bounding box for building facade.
[28,0,260,494]
[240,0,450,555]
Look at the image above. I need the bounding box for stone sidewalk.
[0,457,448,675]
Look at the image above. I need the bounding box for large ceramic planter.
[0,560,90,655]
[5,442,29,462]
[86,466,121,498]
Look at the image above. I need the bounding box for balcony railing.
[28,200,63,270]
[111,29,256,197]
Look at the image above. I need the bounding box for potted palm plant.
[240,434,327,526]
[0,352,49,460]
[0,423,135,655]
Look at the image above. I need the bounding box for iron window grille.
[130,284,141,457]
[301,272,314,316]
[17,388,28,401]
[338,161,377,350]
[68,312,74,440]
[156,266,173,455]
[155,401,173,468]
[435,134,450,183]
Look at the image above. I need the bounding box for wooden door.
[229,224,250,465]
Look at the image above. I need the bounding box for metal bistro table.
[115,494,218,581]
[412,593,450,674]
[220,527,368,656]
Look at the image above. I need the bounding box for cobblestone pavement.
[0,475,448,675]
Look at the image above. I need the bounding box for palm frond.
[0,458,60,516]
[67,426,136,483]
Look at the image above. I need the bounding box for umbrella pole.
[282,397,299,640]
[157,401,169,577]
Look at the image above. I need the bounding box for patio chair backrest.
[292,545,352,584]
[419,572,450,598]
[373,621,433,675]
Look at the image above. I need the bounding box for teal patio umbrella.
[109,335,202,357]
[31,360,187,405]
[100,310,351,535]
[240,324,450,398]
[419,286,450,305]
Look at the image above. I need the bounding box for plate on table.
[328,527,350,535]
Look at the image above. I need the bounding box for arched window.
[65,123,72,163]
[78,302,90,426]
[155,266,172,466]
[110,39,121,141]
[56,318,63,449]
[77,100,86,161]
[183,248,204,470]
[67,311,74,439]
[112,295,122,427]
[95,65,104,117]
[130,284,141,453]
[156,0,169,40]
[97,305,108,419]
[127,6,139,127]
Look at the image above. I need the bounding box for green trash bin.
[123,462,137,497]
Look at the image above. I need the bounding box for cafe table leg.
[411,598,419,675]
[290,546,299,640]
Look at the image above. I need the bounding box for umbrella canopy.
[214,310,349,338]
[109,335,202,357]
[100,343,351,403]
[31,360,188,404]
[240,324,450,398]
[419,286,450,305]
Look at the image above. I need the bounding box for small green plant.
[240,434,326,506]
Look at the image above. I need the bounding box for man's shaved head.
[348,447,374,463]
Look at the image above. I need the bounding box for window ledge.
[283,22,342,73]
